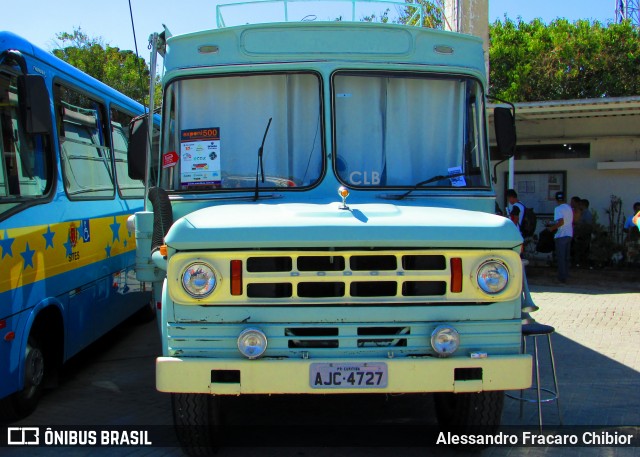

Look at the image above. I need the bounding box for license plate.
[309,362,388,389]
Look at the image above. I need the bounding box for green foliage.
[398,0,443,28]
[588,195,630,267]
[606,195,625,246]
[51,28,160,106]
[359,0,443,28]
[489,18,640,102]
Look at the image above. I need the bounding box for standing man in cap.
[547,191,573,283]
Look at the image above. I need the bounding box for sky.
[1,0,618,60]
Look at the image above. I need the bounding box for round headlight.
[431,325,460,357]
[477,260,509,295]
[182,262,217,297]
[237,328,268,359]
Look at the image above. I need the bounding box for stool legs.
[533,335,542,432]
[547,333,563,425]
[511,332,562,431]
[518,336,528,420]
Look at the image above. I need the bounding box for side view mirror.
[493,106,516,159]
[17,74,53,135]
[128,114,149,181]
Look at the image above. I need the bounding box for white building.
[490,96,640,228]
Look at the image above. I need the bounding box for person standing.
[623,202,640,238]
[580,199,593,226]
[623,202,640,264]
[569,195,582,264]
[574,198,593,267]
[570,196,583,225]
[547,192,573,283]
[506,189,525,231]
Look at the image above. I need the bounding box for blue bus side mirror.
[493,106,516,159]
[17,74,52,135]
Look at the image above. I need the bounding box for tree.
[489,18,640,102]
[52,28,159,106]
[397,0,443,28]
[357,0,443,28]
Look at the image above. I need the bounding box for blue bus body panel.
[0,31,151,401]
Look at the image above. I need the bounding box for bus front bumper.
[156,355,532,394]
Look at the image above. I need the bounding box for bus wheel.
[135,299,157,323]
[172,393,221,456]
[434,391,504,437]
[0,336,46,420]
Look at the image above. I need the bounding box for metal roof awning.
[511,96,640,121]
[489,96,640,141]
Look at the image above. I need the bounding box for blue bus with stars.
[0,31,156,419]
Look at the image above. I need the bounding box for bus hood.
[164,202,523,250]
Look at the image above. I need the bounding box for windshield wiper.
[254,117,272,201]
[391,172,467,200]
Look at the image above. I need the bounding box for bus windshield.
[160,72,323,191]
[333,72,490,189]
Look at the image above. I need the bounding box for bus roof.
[162,21,485,78]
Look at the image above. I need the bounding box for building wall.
[494,136,640,229]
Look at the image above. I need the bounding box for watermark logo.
[4,426,152,447]
[7,427,40,445]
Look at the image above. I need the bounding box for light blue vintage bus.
[0,31,155,419]
[128,1,530,451]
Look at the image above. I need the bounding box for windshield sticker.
[180,128,221,186]
[162,151,179,168]
[448,166,467,187]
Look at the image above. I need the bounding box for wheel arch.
[18,299,65,390]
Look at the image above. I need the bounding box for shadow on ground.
[526,265,640,293]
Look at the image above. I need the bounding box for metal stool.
[507,322,562,431]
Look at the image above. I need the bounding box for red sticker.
[162,151,179,168]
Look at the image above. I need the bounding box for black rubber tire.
[172,393,221,456]
[133,299,157,324]
[0,336,46,421]
[434,391,504,436]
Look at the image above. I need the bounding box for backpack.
[536,228,554,253]
[520,204,537,238]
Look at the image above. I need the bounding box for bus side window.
[54,84,114,199]
[0,71,51,200]
[111,107,145,198]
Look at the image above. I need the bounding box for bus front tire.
[434,390,504,437]
[134,299,157,323]
[0,336,46,421]
[172,393,222,456]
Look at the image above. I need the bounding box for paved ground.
[2,267,639,456]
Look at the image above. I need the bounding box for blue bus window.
[0,72,52,201]
[55,86,115,199]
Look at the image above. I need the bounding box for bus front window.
[160,72,323,192]
[333,72,490,189]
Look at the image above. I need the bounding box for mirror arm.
[487,95,515,112]
[0,50,27,74]
[492,157,510,184]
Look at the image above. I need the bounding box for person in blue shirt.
[623,202,640,236]
[623,202,640,264]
